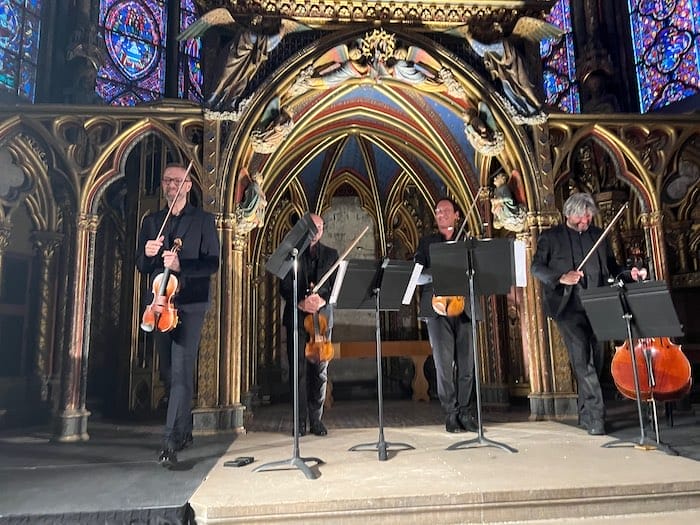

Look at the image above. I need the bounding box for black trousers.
[155,306,207,448]
[556,308,606,425]
[285,317,329,425]
[425,312,475,416]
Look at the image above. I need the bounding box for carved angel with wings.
[178,8,311,111]
[447,17,564,123]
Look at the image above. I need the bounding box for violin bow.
[453,187,487,241]
[311,225,370,294]
[155,160,195,240]
[575,202,629,271]
[555,201,629,317]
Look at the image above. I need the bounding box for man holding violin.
[280,213,339,437]
[136,163,220,468]
[414,197,479,434]
[531,192,622,436]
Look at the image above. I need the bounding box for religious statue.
[463,101,504,156]
[234,168,267,233]
[447,17,563,124]
[178,8,310,111]
[490,170,527,232]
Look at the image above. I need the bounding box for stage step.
[189,421,700,524]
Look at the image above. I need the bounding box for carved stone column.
[0,223,10,297]
[31,231,63,402]
[642,210,668,280]
[523,124,579,419]
[53,213,98,441]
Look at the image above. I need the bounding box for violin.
[140,239,182,333]
[611,337,692,402]
[304,312,334,363]
[299,226,370,363]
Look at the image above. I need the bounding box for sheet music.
[329,260,349,305]
[403,263,423,304]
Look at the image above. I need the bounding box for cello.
[611,336,692,403]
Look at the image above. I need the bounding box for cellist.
[531,192,629,436]
[135,163,220,469]
[280,213,339,437]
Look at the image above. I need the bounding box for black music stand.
[430,238,518,453]
[256,213,323,479]
[330,258,421,460]
[581,280,683,455]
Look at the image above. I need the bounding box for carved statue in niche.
[446,18,563,124]
[178,9,310,111]
[581,71,619,113]
[463,101,504,156]
[250,97,294,154]
[490,169,527,232]
[234,167,267,233]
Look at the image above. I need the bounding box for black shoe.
[175,433,193,451]
[588,421,606,436]
[458,413,479,432]
[310,421,328,436]
[445,414,464,433]
[158,448,177,468]
[292,422,307,437]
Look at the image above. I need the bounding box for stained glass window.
[628,0,700,113]
[97,0,167,106]
[0,0,42,102]
[179,0,202,102]
[541,0,581,113]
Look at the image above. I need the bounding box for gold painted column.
[53,213,98,441]
[31,231,63,402]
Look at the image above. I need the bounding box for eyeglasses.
[162,177,190,186]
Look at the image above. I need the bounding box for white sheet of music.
[514,240,527,287]
[329,260,348,305]
[403,263,424,304]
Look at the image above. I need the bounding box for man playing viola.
[280,213,339,437]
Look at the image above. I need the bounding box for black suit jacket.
[531,223,619,320]
[136,203,220,308]
[280,242,339,328]
[414,232,480,320]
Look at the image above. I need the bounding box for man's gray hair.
[563,192,598,218]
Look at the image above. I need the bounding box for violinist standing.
[280,214,339,437]
[135,164,220,468]
[414,198,479,433]
[531,192,621,436]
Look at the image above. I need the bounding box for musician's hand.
[162,250,181,272]
[559,270,583,286]
[145,236,164,257]
[299,293,326,313]
[630,267,648,282]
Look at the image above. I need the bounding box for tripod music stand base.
[447,429,518,453]
[349,441,415,461]
[602,438,678,456]
[253,456,325,480]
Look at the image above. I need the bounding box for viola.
[431,295,465,317]
[140,238,182,333]
[304,312,334,363]
[611,337,692,402]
